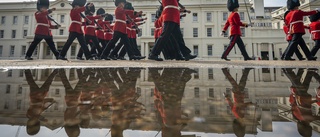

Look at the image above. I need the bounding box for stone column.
[268,43,273,61]
[39,42,44,59]
[145,42,149,57]
[141,42,145,57]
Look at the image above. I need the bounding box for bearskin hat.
[71,0,87,7]
[287,0,300,10]
[309,12,320,22]
[114,0,126,7]
[227,0,239,12]
[85,3,95,15]
[105,14,114,21]
[37,0,50,11]
[96,8,105,15]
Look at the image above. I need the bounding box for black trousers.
[60,32,92,59]
[100,31,135,58]
[78,35,104,58]
[284,33,313,59]
[151,21,183,56]
[311,40,320,56]
[110,40,125,57]
[25,35,59,58]
[221,35,250,59]
[281,40,304,60]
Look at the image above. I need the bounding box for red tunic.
[113,7,135,34]
[283,25,292,41]
[84,15,101,36]
[126,23,132,38]
[154,19,160,39]
[104,24,113,40]
[286,10,317,34]
[162,0,180,24]
[96,19,110,40]
[34,10,55,36]
[69,7,86,34]
[223,12,246,36]
[309,21,320,40]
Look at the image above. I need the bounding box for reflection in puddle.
[0,68,319,137]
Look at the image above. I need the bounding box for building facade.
[1,0,310,61]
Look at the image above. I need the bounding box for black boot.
[25,56,33,60]
[221,57,230,61]
[148,54,163,61]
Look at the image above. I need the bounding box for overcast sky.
[0,0,287,7]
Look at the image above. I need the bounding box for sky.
[0,0,287,7]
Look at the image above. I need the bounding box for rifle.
[47,15,61,27]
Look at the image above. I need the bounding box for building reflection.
[0,68,319,136]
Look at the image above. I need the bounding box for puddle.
[0,68,319,137]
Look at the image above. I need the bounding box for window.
[59,29,64,35]
[223,12,228,21]
[241,28,245,37]
[240,12,245,20]
[6,85,11,94]
[151,28,155,36]
[194,68,199,79]
[138,28,142,37]
[195,105,200,115]
[151,88,154,97]
[193,13,198,22]
[207,45,213,56]
[55,89,60,95]
[208,69,214,80]
[21,45,26,56]
[71,45,76,56]
[209,106,215,115]
[193,28,198,37]
[1,16,5,24]
[10,45,15,56]
[194,87,200,98]
[19,70,24,77]
[11,30,16,38]
[151,14,156,22]
[13,16,18,25]
[7,70,12,77]
[206,12,212,22]
[24,16,29,24]
[17,100,22,110]
[18,87,22,94]
[207,28,212,37]
[0,45,2,57]
[0,30,4,38]
[4,101,9,109]
[193,45,198,55]
[46,46,51,56]
[60,15,65,23]
[209,88,214,97]
[23,30,28,37]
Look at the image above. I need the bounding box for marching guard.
[221,0,252,61]
[25,0,60,60]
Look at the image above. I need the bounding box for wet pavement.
[0,67,320,137]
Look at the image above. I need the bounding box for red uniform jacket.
[113,7,135,34]
[223,12,246,36]
[131,18,143,39]
[162,0,180,25]
[84,15,101,36]
[154,19,160,39]
[34,10,56,36]
[309,21,320,40]
[96,19,110,40]
[283,25,292,41]
[69,7,86,34]
[104,24,113,40]
[126,23,132,38]
[158,16,164,37]
[286,10,317,34]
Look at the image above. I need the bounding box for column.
[141,42,145,57]
[39,42,44,59]
[66,43,72,58]
[257,43,261,60]
[145,42,149,57]
[268,43,273,61]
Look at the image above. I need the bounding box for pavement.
[0,59,320,69]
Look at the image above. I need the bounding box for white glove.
[247,23,253,27]
[220,31,225,36]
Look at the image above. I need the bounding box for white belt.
[37,23,50,27]
[72,21,82,25]
[106,32,113,34]
[163,5,179,11]
[115,19,126,24]
[289,20,303,34]
[311,30,320,33]
[86,25,96,28]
